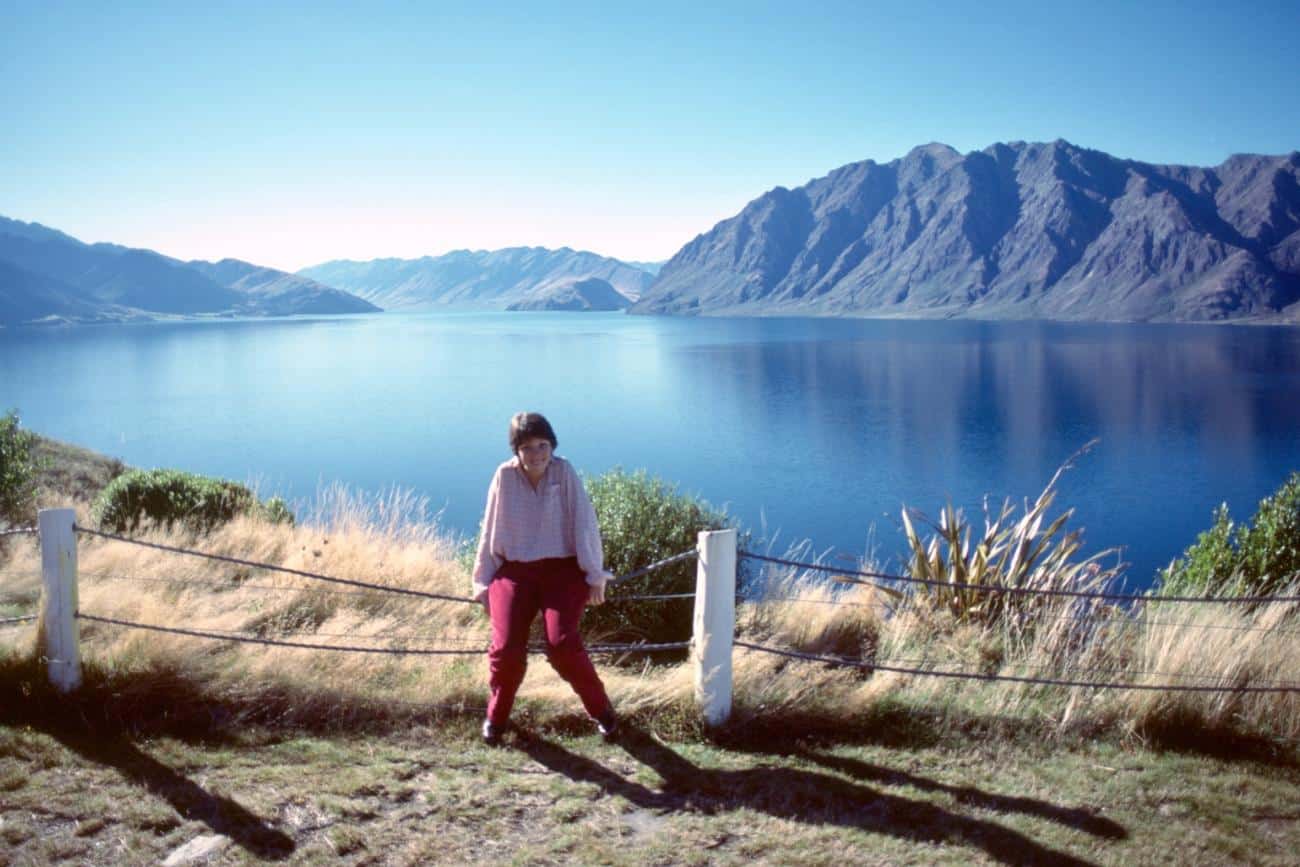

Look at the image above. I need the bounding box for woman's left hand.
[587,571,612,606]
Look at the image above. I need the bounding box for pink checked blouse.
[471,456,606,596]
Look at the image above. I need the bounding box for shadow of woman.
[517,727,1115,866]
[48,730,295,861]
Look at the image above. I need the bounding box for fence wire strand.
[77,526,695,604]
[0,614,37,627]
[78,613,689,655]
[739,591,1300,636]
[76,526,480,604]
[608,549,698,585]
[0,527,38,538]
[734,640,1300,694]
[741,551,1300,605]
[82,571,415,600]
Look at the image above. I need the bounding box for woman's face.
[517,437,553,479]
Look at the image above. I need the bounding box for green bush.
[1158,471,1300,598]
[583,468,736,649]
[92,468,294,534]
[0,410,40,527]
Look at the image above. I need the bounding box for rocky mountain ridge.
[631,141,1300,322]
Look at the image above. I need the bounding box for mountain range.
[297,248,653,311]
[5,140,1299,326]
[630,140,1300,322]
[0,217,378,325]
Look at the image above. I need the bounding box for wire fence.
[57,529,700,658]
[10,524,1295,698]
[0,527,38,538]
[740,551,1300,605]
[75,526,697,604]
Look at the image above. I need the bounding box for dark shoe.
[482,719,504,746]
[596,709,619,741]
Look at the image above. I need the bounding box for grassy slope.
[2,435,1298,864]
[30,433,127,511]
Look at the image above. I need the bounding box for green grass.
[0,706,1297,866]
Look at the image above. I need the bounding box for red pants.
[486,556,611,726]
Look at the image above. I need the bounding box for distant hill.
[187,259,379,316]
[630,141,1300,322]
[505,276,632,311]
[299,247,655,311]
[0,217,379,325]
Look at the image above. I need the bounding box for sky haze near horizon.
[3,0,1298,271]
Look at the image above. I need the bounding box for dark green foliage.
[0,410,41,526]
[92,468,294,534]
[1158,471,1300,598]
[582,468,735,648]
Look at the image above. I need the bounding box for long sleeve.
[471,467,503,596]
[567,464,606,585]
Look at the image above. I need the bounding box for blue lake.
[3,313,1299,590]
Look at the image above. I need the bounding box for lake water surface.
[3,313,1299,590]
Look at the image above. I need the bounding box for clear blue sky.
[4,0,1297,271]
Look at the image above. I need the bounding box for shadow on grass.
[517,726,1117,867]
[45,729,295,861]
[714,703,1300,771]
[1135,716,1300,767]
[786,746,1125,840]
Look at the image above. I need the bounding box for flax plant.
[900,451,1123,645]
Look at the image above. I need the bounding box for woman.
[472,411,618,744]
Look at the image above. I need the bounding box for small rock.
[162,834,230,865]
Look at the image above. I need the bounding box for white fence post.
[693,528,736,727]
[38,508,81,692]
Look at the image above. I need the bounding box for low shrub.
[92,468,294,533]
[583,468,735,649]
[0,410,40,527]
[1158,471,1300,598]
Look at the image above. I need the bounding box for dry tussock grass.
[2,487,1297,743]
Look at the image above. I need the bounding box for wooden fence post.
[693,528,736,726]
[38,508,81,692]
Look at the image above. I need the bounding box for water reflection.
[655,320,1300,584]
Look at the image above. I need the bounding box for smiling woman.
[470,411,619,744]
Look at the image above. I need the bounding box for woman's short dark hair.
[509,412,558,453]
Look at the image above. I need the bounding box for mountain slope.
[188,259,380,315]
[299,247,655,311]
[505,276,632,311]
[0,260,107,325]
[0,217,378,323]
[631,141,1300,322]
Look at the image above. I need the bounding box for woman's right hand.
[474,586,491,616]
